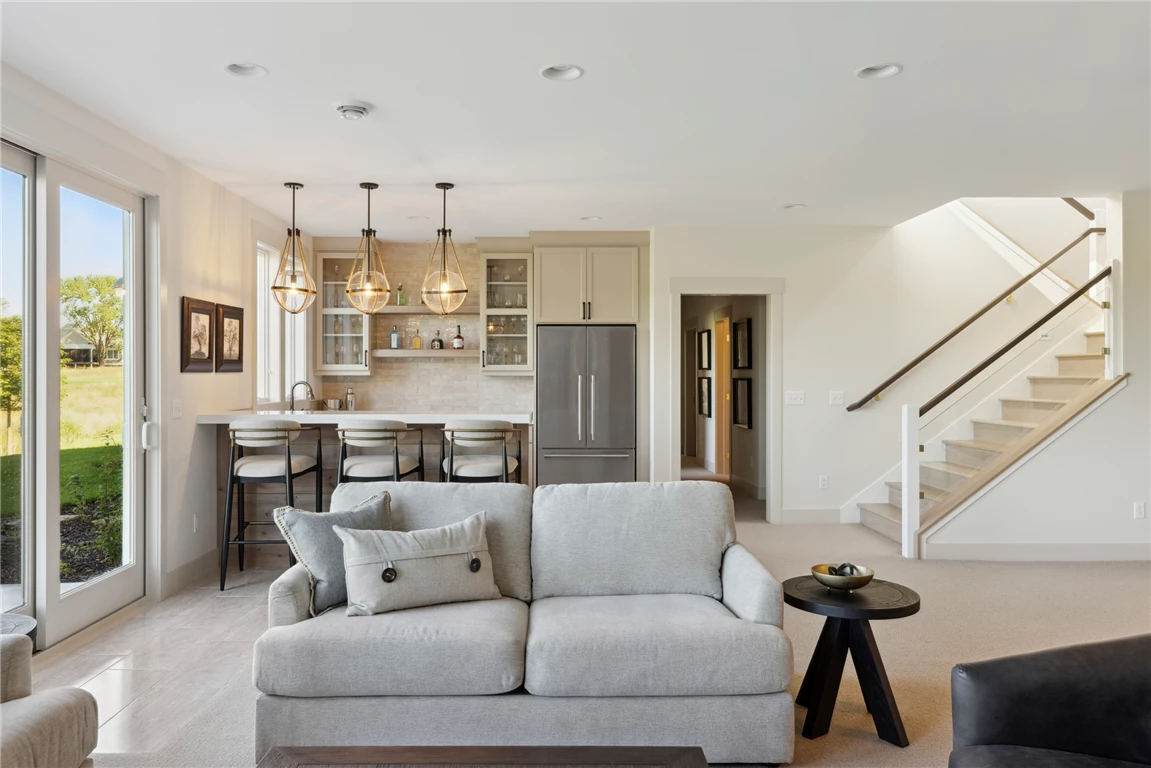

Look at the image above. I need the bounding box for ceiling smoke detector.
[539,64,584,81]
[580,216,602,221]
[782,203,807,210]
[855,63,903,80]
[336,104,371,121]
[225,62,268,78]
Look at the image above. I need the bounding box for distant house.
[61,324,122,366]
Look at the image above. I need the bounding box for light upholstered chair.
[441,419,521,483]
[221,418,320,590]
[336,419,424,483]
[0,635,97,768]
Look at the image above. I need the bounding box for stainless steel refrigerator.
[536,325,636,485]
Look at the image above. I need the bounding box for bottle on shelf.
[397,283,405,306]
[346,387,356,411]
[390,325,400,350]
[452,325,465,349]
[412,328,423,350]
[430,330,444,350]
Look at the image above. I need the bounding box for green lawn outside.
[0,445,123,518]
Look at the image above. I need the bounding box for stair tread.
[999,397,1068,405]
[942,439,1005,453]
[1027,375,1099,382]
[1084,331,1105,337]
[921,460,977,477]
[1056,353,1105,360]
[858,502,901,523]
[969,417,1037,428]
[885,481,948,499]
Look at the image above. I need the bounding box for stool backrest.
[444,419,513,449]
[230,418,302,448]
[338,419,408,448]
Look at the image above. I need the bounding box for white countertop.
[196,410,533,425]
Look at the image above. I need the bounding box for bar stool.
[442,419,521,483]
[220,418,321,590]
[336,419,424,483]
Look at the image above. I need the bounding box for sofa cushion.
[524,594,792,696]
[531,482,736,599]
[331,482,532,601]
[949,745,1150,768]
[254,597,528,697]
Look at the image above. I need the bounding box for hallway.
[681,456,764,521]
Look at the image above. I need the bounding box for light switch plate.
[171,399,183,419]
[1136,502,1147,520]
[818,475,829,490]
[829,391,844,405]
[786,391,805,405]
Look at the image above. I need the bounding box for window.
[256,242,307,404]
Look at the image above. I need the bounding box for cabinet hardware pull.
[587,301,592,319]
[543,453,630,459]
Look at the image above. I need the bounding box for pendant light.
[271,182,317,314]
[346,182,391,314]
[420,182,467,315]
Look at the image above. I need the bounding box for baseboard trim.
[729,475,766,500]
[780,508,841,524]
[924,542,1151,562]
[163,549,216,599]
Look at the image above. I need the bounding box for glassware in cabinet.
[315,250,372,375]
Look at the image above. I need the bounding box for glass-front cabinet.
[481,253,533,374]
[315,250,372,375]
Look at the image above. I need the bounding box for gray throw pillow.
[273,490,390,616]
[334,511,501,617]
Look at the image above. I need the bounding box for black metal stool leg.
[220,448,236,591]
[237,480,246,572]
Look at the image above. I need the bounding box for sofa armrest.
[720,544,784,627]
[951,634,1151,765]
[1,635,32,703]
[268,564,312,628]
[0,686,98,768]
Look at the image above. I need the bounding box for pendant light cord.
[440,185,448,273]
[290,185,296,258]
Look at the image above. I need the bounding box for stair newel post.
[900,404,920,559]
[1104,261,1121,381]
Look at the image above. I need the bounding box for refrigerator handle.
[590,374,595,442]
[577,374,582,441]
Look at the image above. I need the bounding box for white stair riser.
[887,486,937,512]
[860,508,901,543]
[1030,379,1095,399]
[945,443,1000,469]
[921,464,967,491]
[1000,400,1064,423]
[973,421,1033,446]
[1085,334,1105,355]
[1058,357,1105,377]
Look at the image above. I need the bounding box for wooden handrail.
[846,227,1105,412]
[1062,197,1095,221]
[919,266,1111,417]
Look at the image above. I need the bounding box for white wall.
[650,204,1060,517]
[925,190,1150,559]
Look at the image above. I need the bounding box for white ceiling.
[3,2,1148,239]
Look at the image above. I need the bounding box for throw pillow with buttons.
[333,511,502,616]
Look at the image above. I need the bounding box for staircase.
[858,330,1107,543]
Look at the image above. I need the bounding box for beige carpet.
[43,507,1148,768]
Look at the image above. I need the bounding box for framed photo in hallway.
[733,377,752,428]
[215,303,244,372]
[697,329,712,370]
[181,296,215,372]
[733,318,752,369]
[698,376,712,417]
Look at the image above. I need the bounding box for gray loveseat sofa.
[254,481,794,764]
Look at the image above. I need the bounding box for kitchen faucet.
[288,380,315,411]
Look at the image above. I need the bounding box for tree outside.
[0,312,20,456]
[60,275,123,367]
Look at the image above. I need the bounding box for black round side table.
[783,576,920,748]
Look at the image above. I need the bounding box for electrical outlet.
[193,514,199,533]
[1136,502,1147,520]
[818,475,829,490]
[829,391,844,406]
[172,399,183,420]
[786,391,805,405]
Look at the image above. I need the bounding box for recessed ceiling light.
[336,104,370,120]
[406,215,428,221]
[782,203,807,210]
[540,64,584,81]
[225,62,268,78]
[855,63,903,80]
[580,215,602,221]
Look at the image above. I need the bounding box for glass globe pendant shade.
[421,232,468,315]
[346,228,391,314]
[272,227,317,314]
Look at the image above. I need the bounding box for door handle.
[542,453,631,459]
[576,374,582,441]
[590,374,595,442]
[141,421,155,453]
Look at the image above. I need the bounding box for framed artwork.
[733,377,752,429]
[698,376,712,417]
[697,329,712,370]
[181,297,215,372]
[733,318,752,369]
[215,304,244,372]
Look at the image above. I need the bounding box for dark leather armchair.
[950,634,1151,768]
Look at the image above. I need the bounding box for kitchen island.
[197,410,533,568]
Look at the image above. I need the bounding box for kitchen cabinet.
[314,250,372,376]
[481,253,533,374]
[534,246,639,324]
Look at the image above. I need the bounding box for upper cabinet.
[481,253,533,375]
[314,249,372,376]
[534,246,639,324]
